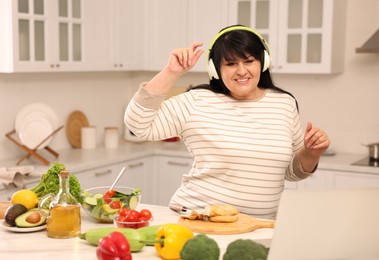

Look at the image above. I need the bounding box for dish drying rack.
[5,126,63,166]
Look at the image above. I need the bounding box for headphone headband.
[206,25,271,80]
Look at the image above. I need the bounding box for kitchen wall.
[1,0,379,162]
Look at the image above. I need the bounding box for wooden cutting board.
[178,214,275,234]
[0,202,12,219]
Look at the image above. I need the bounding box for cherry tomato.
[119,208,130,217]
[136,216,149,228]
[109,201,121,209]
[140,209,152,220]
[118,215,127,222]
[104,189,116,197]
[128,209,141,219]
[125,213,138,222]
[102,194,112,204]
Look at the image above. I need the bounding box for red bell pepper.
[96,231,132,260]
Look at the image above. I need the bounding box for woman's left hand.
[303,121,330,158]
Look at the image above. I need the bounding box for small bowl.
[113,216,151,229]
[80,186,141,223]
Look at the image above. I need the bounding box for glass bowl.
[113,215,151,229]
[80,186,141,223]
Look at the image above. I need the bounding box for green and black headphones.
[206,25,272,80]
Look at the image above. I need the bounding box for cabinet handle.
[167,161,190,167]
[128,162,144,168]
[50,64,55,68]
[56,64,60,68]
[94,169,112,176]
[119,64,123,68]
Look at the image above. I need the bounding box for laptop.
[268,188,379,260]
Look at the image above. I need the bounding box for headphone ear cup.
[262,50,270,72]
[207,58,219,80]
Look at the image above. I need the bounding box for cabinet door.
[118,157,155,204]
[0,0,85,72]
[187,0,229,73]
[73,164,119,190]
[143,0,188,71]
[82,0,142,71]
[228,0,346,74]
[331,171,379,189]
[155,156,193,206]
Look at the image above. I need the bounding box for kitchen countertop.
[1,141,379,191]
[0,203,273,260]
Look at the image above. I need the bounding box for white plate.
[15,103,58,149]
[2,221,47,233]
[18,116,54,149]
[15,103,58,133]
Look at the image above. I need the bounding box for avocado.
[4,204,28,226]
[15,209,47,228]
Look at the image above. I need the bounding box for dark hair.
[191,26,299,110]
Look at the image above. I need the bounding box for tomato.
[125,213,138,222]
[140,209,152,220]
[109,201,121,209]
[104,189,116,197]
[136,216,150,228]
[118,215,127,222]
[102,194,112,204]
[119,208,130,217]
[128,209,141,219]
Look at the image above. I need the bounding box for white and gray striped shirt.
[125,85,311,219]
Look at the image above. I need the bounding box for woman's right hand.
[166,42,204,75]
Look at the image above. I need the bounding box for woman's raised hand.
[166,42,204,74]
[303,121,330,157]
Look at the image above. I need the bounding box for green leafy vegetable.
[30,162,82,203]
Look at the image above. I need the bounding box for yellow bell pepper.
[154,224,194,259]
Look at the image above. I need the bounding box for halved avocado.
[4,204,28,226]
[15,209,47,228]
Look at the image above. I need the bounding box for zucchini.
[79,227,146,252]
[138,225,162,246]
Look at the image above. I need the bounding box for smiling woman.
[124,25,330,220]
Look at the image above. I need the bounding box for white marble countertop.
[0,203,273,260]
[1,141,378,192]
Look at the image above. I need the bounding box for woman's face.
[219,54,264,100]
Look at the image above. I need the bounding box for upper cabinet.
[0,0,347,74]
[82,0,143,71]
[0,0,85,72]
[142,0,229,72]
[228,0,347,74]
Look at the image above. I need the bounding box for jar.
[104,127,119,149]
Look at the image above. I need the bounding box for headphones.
[207,25,271,80]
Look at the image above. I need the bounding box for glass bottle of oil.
[45,170,81,238]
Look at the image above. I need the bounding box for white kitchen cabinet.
[326,170,379,189]
[295,169,379,190]
[154,156,193,206]
[118,157,155,204]
[82,0,143,71]
[142,0,188,71]
[142,0,230,72]
[228,0,347,74]
[0,0,86,72]
[187,0,229,72]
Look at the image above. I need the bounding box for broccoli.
[223,239,268,260]
[180,234,220,260]
[30,162,82,203]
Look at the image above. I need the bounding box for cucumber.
[128,195,139,209]
[79,227,146,252]
[138,225,162,246]
[84,196,97,206]
[93,193,103,199]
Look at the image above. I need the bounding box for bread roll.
[204,205,239,217]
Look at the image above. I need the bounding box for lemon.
[11,189,39,210]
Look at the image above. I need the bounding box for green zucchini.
[138,225,162,246]
[79,227,146,252]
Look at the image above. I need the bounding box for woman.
[124,25,330,219]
